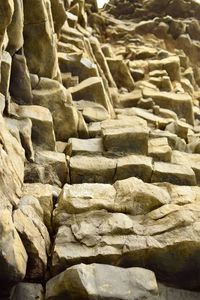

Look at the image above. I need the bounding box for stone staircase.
[1,0,200,299]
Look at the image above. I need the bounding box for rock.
[68,138,104,155]
[119,90,142,107]
[22,183,56,233]
[50,0,66,34]
[107,58,135,91]
[102,116,149,154]
[70,155,117,184]
[13,104,56,151]
[115,155,153,182]
[32,77,79,141]
[0,92,5,113]
[5,116,34,161]
[46,264,158,300]
[6,0,24,54]
[113,177,170,215]
[149,56,181,81]
[13,196,50,281]
[11,283,44,300]
[0,113,25,207]
[172,151,200,184]
[75,100,110,122]
[151,283,200,300]
[9,54,32,105]
[23,0,58,78]
[143,88,194,125]
[148,138,172,162]
[25,150,69,187]
[152,162,196,186]
[0,51,12,111]
[68,77,115,117]
[0,209,27,282]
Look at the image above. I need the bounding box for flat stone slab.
[115,155,153,182]
[152,162,196,186]
[68,138,104,155]
[70,155,117,184]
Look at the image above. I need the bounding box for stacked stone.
[1,0,200,299]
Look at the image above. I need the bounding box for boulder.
[46,264,158,300]
[148,138,172,162]
[68,138,104,155]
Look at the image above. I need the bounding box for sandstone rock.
[143,88,194,125]
[0,113,24,206]
[0,210,27,282]
[46,264,158,300]
[149,56,181,81]
[68,138,104,155]
[25,150,69,187]
[0,51,11,111]
[11,283,44,300]
[148,137,172,162]
[6,0,24,54]
[14,105,56,151]
[75,100,110,122]
[13,197,50,281]
[70,155,117,184]
[32,77,79,141]
[107,58,135,91]
[119,89,142,107]
[152,161,196,186]
[172,151,200,184]
[22,183,56,233]
[115,155,153,182]
[9,54,32,105]
[0,92,5,113]
[68,77,115,117]
[102,116,149,154]
[23,0,58,78]
[5,116,34,161]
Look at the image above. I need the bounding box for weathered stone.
[22,183,57,233]
[0,210,27,283]
[23,0,58,78]
[152,162,196,186]
[143,88,194,125]
[13,195,50,280]
[148,138,172,162]
[102,116,149,154]
[9,54,32,104]
[0,51,12,111]
[11,283,44,300]
[5,116,34,161]
[115,155,153,182]
[70,155,117,184]
[69,77,115,117]
[172,151,200,185]
[46,264,158,300]
[14,105,56,151]
[119,90,142,108]
[32,77,79,141]
[107,58,135,91]
[68,138,104,155]
[25,150,69,187]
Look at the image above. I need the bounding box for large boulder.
[46,264,158,300]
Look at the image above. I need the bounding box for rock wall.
[1,0,200,299]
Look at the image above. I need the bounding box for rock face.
[1,0,200,299]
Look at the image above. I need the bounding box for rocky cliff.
[1,0,200,299]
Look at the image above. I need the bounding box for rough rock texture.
[1,0,200,299]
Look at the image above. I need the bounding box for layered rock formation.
[1,0,200,299]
